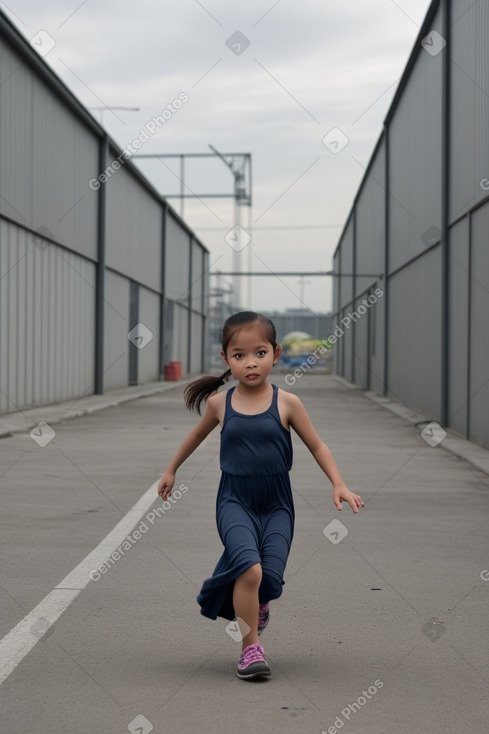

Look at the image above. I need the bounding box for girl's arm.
[284,392,364,514]
[157,397,220,500]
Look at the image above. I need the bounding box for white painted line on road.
[0,479,160,686]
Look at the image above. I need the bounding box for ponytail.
[184,368,231,414]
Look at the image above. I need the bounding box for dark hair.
[184,311,277,414]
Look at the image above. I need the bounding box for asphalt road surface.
[1,375,488,733]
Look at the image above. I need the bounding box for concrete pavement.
[0,374,488,733]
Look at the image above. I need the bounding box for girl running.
[157,311,363,680]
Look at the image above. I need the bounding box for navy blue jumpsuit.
[197,383,295,621]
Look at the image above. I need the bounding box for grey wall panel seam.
[0,214,99,264]
[467,210,472,439]
[187,236,192,373]
[383,124,390,397]
[103,268,162,298]
[440,0,451,428]
[159,204,167,378]
[449,193,489,227]
[94,137,107,395]
[387,240,441,280]
[352,207,357,384]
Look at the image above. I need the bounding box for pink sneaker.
[237,643,271,679]
[258,603,270,635]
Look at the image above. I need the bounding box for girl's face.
[221,323,281,386]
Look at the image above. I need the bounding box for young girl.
[157,311,363,680]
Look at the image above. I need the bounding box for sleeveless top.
[220,383,293,477]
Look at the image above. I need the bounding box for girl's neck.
[232,380,273,415]
[234,379,272,396]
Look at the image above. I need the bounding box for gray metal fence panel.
[165,212,191,305]
[450,0,489,223]
[202,251,210,317]
[469,202,489,447]
[369,285,386,395]
[352,297,369,389]
[191,239,205,312]
[342,308,353,381]
[447,216,469,435]
[332,252,341,375]
[0,15,210,412]
[190,312,204,373]
[138,286,160,383]
[172,302,190,370]
[333,251,340,315]
[0,220,96,410]
[355,139,385,296]
[388,246,442,419]
[388,5,443,274]
[0,43,98,260]
[339,218,353,310]
[30,83,99,259]
[331,0,489,449]
[105,157,162,293]
[103,270,130,391]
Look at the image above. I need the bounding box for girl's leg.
[259,534,289,604]
[233,562,262,650]
[259,515,293,604]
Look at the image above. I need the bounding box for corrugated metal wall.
[469,203,489,448]
[352,295,369,389]
[190,240,206,373]
[447,217,469,435]
[0,11,208,414]
[103,271,131,392]
[354,138,386,393]
[450,0,489,221]
[164,212,190,371]
[0,220,95,409]
[387,15,443,275]
[332,251,341,376]
[388,248,442,417]
[338,217,354,382]
[138,287,162,384]
[334,139,386,393]
[105,148,162,292]
[369,290,385,396]
[332,0,489,450]
[0,43,99,258]
[355,141,385,295]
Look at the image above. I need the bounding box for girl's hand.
[157,471,175,500]
[333,484,364,514]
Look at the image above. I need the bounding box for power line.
[210,271,381,277]
[195,224,342,231]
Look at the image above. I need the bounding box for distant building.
[333,0,489,450]
[262,310,333,343]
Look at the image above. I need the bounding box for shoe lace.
[240,644,265,665]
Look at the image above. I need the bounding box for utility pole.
[209,144,251,310]
[297,275,311,304]
[131,148,252,309]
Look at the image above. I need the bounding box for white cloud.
[2,0,433,312]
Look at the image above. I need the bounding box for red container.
[164,361,182,381]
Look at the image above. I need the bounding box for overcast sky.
[3,0,433,314]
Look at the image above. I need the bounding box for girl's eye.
[234,353,243,359]
[257,350,266,357]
